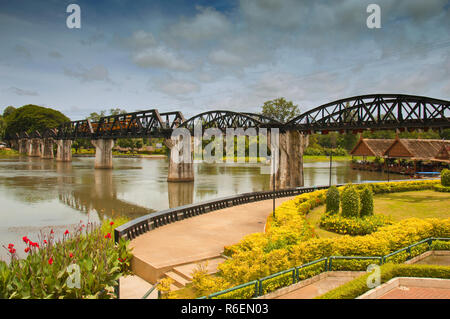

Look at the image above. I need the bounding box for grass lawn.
[306,190,450,238]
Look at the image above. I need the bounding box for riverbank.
[73,153,167,159]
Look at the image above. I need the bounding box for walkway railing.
[114,184,333,243]
[197,237,449,299]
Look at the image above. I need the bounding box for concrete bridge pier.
[270,131,308,189]
[18,139,29,154]
[41,138,54,159]
[28,138,42,157]
[164,135,194,182]
[56,140,72,162]
[91,139,114,169]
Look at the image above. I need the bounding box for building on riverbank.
[350,137,450,175]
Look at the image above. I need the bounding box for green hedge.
[442,169,450,187]
[433,184,450,193]
[317,263,450,299]
[431,240,450,250]
[325,186,340,214]
[341,186,360,217]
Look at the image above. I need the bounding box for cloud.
[114,30,157,50]
[48,51,62,59]
[168,6,231,43]
[153,76,200,96]
[132,46,194,71]
[63,65,113,83]
[80,33,105,46]
[13,44,31,59]
[5,86,39,96]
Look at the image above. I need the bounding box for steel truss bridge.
[8,94,450,140]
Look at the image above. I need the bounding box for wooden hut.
[383,138,450,174]
[349,138,394,171]
[350,138,394,157]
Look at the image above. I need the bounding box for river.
[0,156,408,260]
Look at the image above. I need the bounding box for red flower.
[43,240,47,244]
[8,243,14,249]
[22,236,29,244]
[64,229,69,235]
[109,221,114,226]
[48,257,53,265]
[9,248,16,254]
[69,252,73,258]
[50,229,54,234]
[104,233,111,239]
[24,247,30,253]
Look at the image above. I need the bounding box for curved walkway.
[129,196,296,285]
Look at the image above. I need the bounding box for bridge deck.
[129,196,296,284]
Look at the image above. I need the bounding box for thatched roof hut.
[384,138,450,161]
[350,138,394,157]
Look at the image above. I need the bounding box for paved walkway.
[380,286,450,299]
[274,272,364,299]
[129,196,296,284]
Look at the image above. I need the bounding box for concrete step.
[172,256,227,281]
[119,275,157,299]
[165,271,191,288]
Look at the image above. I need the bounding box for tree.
[340,185,360,218]
[2,106,16,118]
[0,115,5,139]
[360,186,374,217]
[4,104,70,138]
[261,98,300,123]
[325,185,340,214]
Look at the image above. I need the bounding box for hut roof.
[384,139,450,161]
[350,139,394,157]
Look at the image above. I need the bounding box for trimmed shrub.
[325,185,340,214]
[341,185,360,218]
[441,169,450,187]
[359,186,374,217]
[433,184,450,192]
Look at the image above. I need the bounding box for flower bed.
[0,218,133,299]
[319,213,392,235]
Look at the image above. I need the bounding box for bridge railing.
[113,184,333,243]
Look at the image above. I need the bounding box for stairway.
[164,256,227,290]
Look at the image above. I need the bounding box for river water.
[0,156,408,260]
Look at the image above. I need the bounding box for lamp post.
[272,153,276,219]
[329,149,333,186]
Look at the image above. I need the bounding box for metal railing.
[115,178,435,244]
[114,184,333,243]
[198,237,449,299]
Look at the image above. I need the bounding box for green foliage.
[317,263,450,299]
[304,146,348,156]
[359,186,374,217]
[320,214,392,236]
[433,184,450,193]
[2,106,16,118]
[340,185,360,218]
[260,98,300,123]
[441,169,450,187]
[0,218,132,299]
[431,240,450,250]
[4,104,70,137]
[325,186,340,214]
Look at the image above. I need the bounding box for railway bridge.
[7,94,450,188]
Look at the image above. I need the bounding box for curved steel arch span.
[286,94,449,133]
[178,110,282,133]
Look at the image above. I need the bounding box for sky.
[0,0,449,120]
